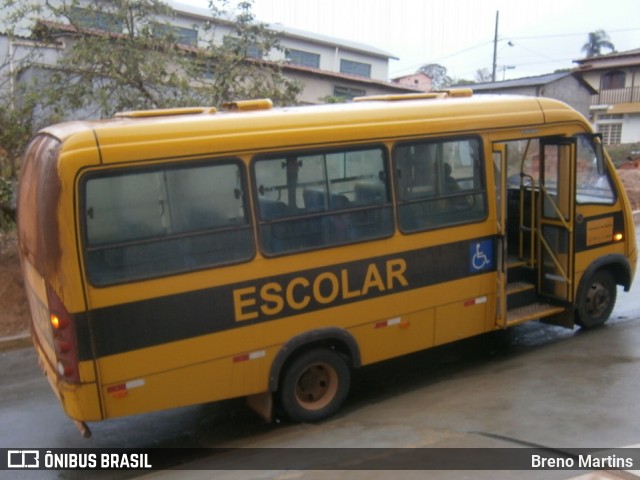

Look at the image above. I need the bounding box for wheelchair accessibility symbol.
[469,239,494,273]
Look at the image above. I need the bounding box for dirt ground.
[1,168,639,339]
[619,168,640,211]
[0,232,30,338]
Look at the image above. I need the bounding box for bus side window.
[394,137,487,233]
[83,161,254,285]
[85,172,166,245]
[254,146,393,255]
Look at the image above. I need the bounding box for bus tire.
[279,349,351,423]
[575,269,617,329]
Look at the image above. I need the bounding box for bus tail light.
[47,285,80,384]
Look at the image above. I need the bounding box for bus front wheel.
[575,269,617,329]
[279,349,351,423]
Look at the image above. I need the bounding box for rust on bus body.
[18,134,63,279]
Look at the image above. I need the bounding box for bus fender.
[577,254,633,300]
[268,327,361,392]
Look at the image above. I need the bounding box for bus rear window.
[83,161,253,285]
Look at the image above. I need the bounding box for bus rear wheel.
[279,349,351,423]
[575,269,617,329]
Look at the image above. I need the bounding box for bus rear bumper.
[34,341,103,428]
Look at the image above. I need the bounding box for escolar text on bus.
[233,258,408,321]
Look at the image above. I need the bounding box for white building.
[0,0,418,112]
[574,48,640,144]
[169,1,416,103]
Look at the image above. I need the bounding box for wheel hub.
[586,281,611,316]
[295,363,338,410]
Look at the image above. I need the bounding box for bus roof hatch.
[114,106,217,118]
[221,99,274,112]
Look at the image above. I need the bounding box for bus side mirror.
[592,134,606,175]
[595,141,606,176]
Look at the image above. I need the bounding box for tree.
[0,0,45,176]
[32,0,301,118]
[0,0,50,229]
[417,63,452,90]
[581,30,615,58]
[0,0,301,227]
[475,68,493,83]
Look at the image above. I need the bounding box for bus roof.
[40,93,589,165]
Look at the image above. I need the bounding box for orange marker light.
[614,233,623,241]
[51,313,68,330]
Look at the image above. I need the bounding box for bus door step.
[506,302,566,327]
[506,280,536,310]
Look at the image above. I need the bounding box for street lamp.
[501,65,515,80]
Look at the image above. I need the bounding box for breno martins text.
[532,454,634,469]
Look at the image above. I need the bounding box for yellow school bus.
[18,90,636,437]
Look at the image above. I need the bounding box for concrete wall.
[538,75,592,119]
[393,73,432,92]
[474,76,592,119]
[285,69,415,104]
[622,114,640,143]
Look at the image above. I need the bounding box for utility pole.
[492,11,499,82]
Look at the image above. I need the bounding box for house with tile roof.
[573,48,640,144]
[0,0,419,113]
[168,1,418,103]
[468,72,596,119]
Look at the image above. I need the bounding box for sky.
[177,0,640,81]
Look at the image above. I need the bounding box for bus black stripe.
[76,236,496,360]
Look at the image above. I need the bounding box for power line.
[390,27,640,78]
[390,40,494,77]
[512,43,562,63]
[508,27,640,41]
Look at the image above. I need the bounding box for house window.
[340,59,371,78]
[223,36,263,59]
[70,6,123,33]
[598,123,623,145]
[601,70,626,90]
[333,86,365,101]
[153,23,198,47]
[246,44,263,59]
[287,49,320,68]
[597,114,623,121]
